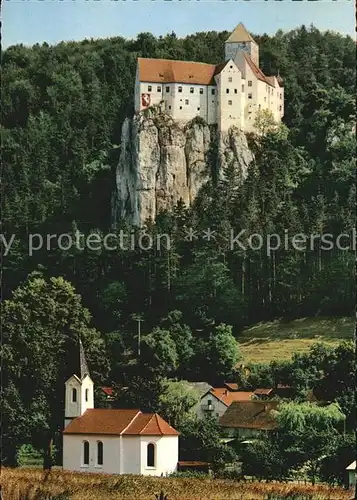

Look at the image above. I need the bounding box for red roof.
[101,387,114,396]
[254,388,274,396]
[243,53,276,87]
[63,409,179,436]
[224,383,240,391]
[137,57,228,86]
[209,388,254,406]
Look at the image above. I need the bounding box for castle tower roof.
[226,23,255,43]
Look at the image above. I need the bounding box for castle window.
[228,100,232,105]
[200,88,204,94]
[234,89,237,94]
[229,65,233,69]
[166,86,170,93]
[248,81,252,87]
[72,388,77,403]
[242,85,244,92]
[272,90,274,95]
[83,441,89,466]
[226,89,229,94]
[169,105,171,110]
[197,107,200,111]
[264,96,267,102]
[85,388,89,402]
[279,105,282,111]
[97,441,103,466]
[258,104,261,110]
[190,87,194,93]
[157,86,161,92]
[147,443,155,467]
[185,99,189,105]
[228,77,232,83]
[211,89,215,95]
[179,106,182,110]
[178,86,183,93]
[280,93,282,99]
[248,93,252,99]
[148,85,152,92]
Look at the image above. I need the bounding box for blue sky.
[3,0,355,49]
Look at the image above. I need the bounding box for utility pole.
[133,314,143,356]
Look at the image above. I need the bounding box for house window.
[228,77,232,83]
[157,86,161,92]
[248,81,252,87]
[234,89,237,94]
[190,87,194,93]
[248,93,252,99]
[166,86,170,93]
[148,85,152,92]
[200,88,204,94]
[226,89,229,94]
[185,99,189,105]
[83,441,89,466]
[242,85,244,92]
[178,86,182,93]
[72,388,77,403]
[97,441,103,466]
[147,443,155,467]
[207,399,212,406]
[211,89,215,95]
[85,388,89,402]
[228,100,232,105]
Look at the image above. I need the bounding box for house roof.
[224,383,240,391]
[219,401,279,430]
[208,388,254,406]
[137,58,228,86]
[101,387,114,396]
[226,23,255,44]
[63,409,179,436]
[254,388,274,396]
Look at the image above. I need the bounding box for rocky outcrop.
[112,108,253,227]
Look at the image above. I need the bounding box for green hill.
[239,317,354,363]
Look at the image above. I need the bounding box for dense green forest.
[1,26,355,471]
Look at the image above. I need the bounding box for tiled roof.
[224,383,240,391]
[219,401,279,430]
[124,412,179,436]
[209,388,254,406]
[101,387,114,396]
[254,388,274,396]
[63,409,179,436]
[226,23,255,43]
[137,58,227,85]
[243,53,273,86]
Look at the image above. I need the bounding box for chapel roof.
[225,23,256,44]
[219,401,279,430]
[63,409,179,436]
[137,57,228,86]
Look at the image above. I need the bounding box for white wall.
[64,375,94,428]
[139,435,178,476]
[194,393,227,420]
[216,60,243,132]
[63,434,178,477]
[63,434,121,474]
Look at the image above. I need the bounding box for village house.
[62,341,179,476]
[346,461,356,491]
[195,387,254,420]
[219,401,279,439]
[134,23,284,133]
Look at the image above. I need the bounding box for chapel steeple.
[64,337,94,428]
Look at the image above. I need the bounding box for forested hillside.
[2,25,355,326]
[2,24,355,470]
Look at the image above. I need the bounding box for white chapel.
[134,23,284,133]
[62,340,179,476]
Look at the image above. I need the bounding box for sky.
[2,0,355,49]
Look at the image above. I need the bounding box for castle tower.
[64,338,94,428]
[225,23,259,67]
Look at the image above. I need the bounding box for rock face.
[112,109,253,227]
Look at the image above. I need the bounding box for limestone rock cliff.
[112,109,253,227]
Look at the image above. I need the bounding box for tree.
[140,327,178,377]
[253,108,278,135]
[1,273,108,468]
[207,324,241,382]
[158,379,200,428]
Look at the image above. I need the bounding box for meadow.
[0,468,352,500]
[238,317,354,363]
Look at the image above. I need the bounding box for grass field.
[238,316,355,364]
[1,467,352,500]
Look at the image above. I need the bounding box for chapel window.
[72,388,77,403]
[83,441,89,465]
[85,388,89,402]
[97,441,103,466]
[147,443,155,467]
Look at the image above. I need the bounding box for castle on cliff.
[134,23,284,133]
